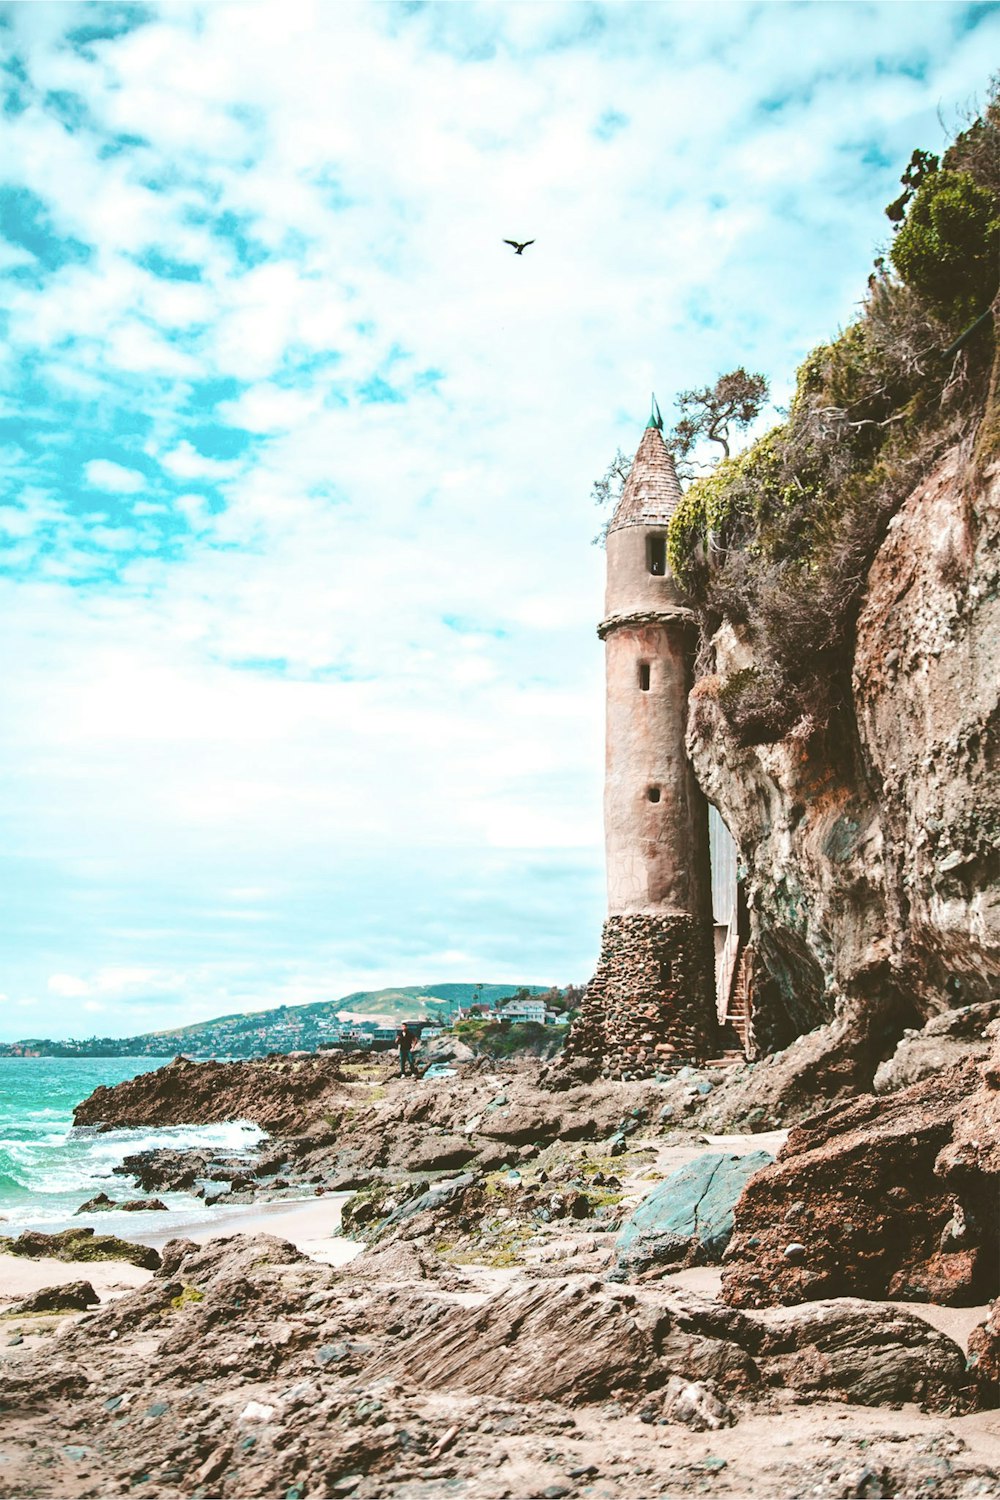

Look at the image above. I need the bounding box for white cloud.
[158,441,243,482]
[48,973,90,997]
[84,460,147,494]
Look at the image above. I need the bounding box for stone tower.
[567,404,717,1078]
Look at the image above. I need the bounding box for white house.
[498,998,547,1025]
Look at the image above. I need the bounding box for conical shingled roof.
[608,422,684,534]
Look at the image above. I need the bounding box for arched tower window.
[647,535,666,575]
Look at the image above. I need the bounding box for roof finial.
[647,393,663,431]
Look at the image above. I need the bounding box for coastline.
[135,1191,366,1267]
[0,1193,363,1309]
[2,1053,998,1500]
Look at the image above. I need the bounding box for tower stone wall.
[565,413,718,1079]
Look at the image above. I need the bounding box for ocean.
[0,1056,264,1239]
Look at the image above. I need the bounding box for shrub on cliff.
[890,167,1000,323]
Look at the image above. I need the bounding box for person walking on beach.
[396,1021,419,1079]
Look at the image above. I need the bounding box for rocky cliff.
[687,440,999,1085]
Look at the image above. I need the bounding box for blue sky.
[0,0,997,1040]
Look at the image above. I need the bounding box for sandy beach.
[0,1253,151,1305]
[0,1193,363,1311]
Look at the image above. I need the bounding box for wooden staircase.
[724,942,754,1056]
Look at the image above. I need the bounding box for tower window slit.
[647,535,667,575]
[660,959,673,984]
[647,786,661,803]
[639,662,651,691]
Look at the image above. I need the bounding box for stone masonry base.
[564,913,719,1080]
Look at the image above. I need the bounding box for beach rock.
[76,1192,168,1214]
[0,1227,160,1271]
[966,1299,1000,1407]
[660,1376,735,1430]
[10,1280,100,1314]
[380,1172,478,1230]
[115,1148,212,1192]
[388,1131,479,1172]
[373,1271,968,1414]
[721,1049,998,1308]
[0,1212,985,1500]
[746,1298,967,1408]
[475,1103,567,1145]
[374,1277,683,1403]
[667,1289,968,1409]
[873,1001,1000,1094]
[75,1192,117,1213]
[612,1150,773,1278]
[73,1051,351,1134]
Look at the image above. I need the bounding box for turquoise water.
[0,1056,263,1236]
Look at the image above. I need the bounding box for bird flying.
[504,239,534,255]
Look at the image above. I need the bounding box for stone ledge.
[598,609,696,640]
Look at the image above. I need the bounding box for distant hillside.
[3,982,553,1059]
[334,983,547,1021]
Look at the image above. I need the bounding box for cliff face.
[687,445,999,1068]
[854,445,999,1004]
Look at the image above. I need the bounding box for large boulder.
[474,1102,567,1145]
[9,1281,100,1315]
[744,1298,967,1409]
[387,1131,479,1173]
[0,1228,160,1271]
[379,1172,478,1230]
[721,1040,1000,1308]
[612,1151,773,1278]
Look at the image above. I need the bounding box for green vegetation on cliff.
[668,88,1000,744]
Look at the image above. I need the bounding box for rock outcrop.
[0,1228,161,1271]
[611,1150,774,1277]
[721,1031,1000,1308]
[6,1049,999,1497]
[0,1229,982,1500]
[687,446,999,1077]
[72,1053,350,1135]
[873,999,1000,1093]
[9,1281,100,1315]
[75,1193,167,1214]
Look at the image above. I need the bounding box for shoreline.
[0,1194,364,1309]
[119,1189,358,1252]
